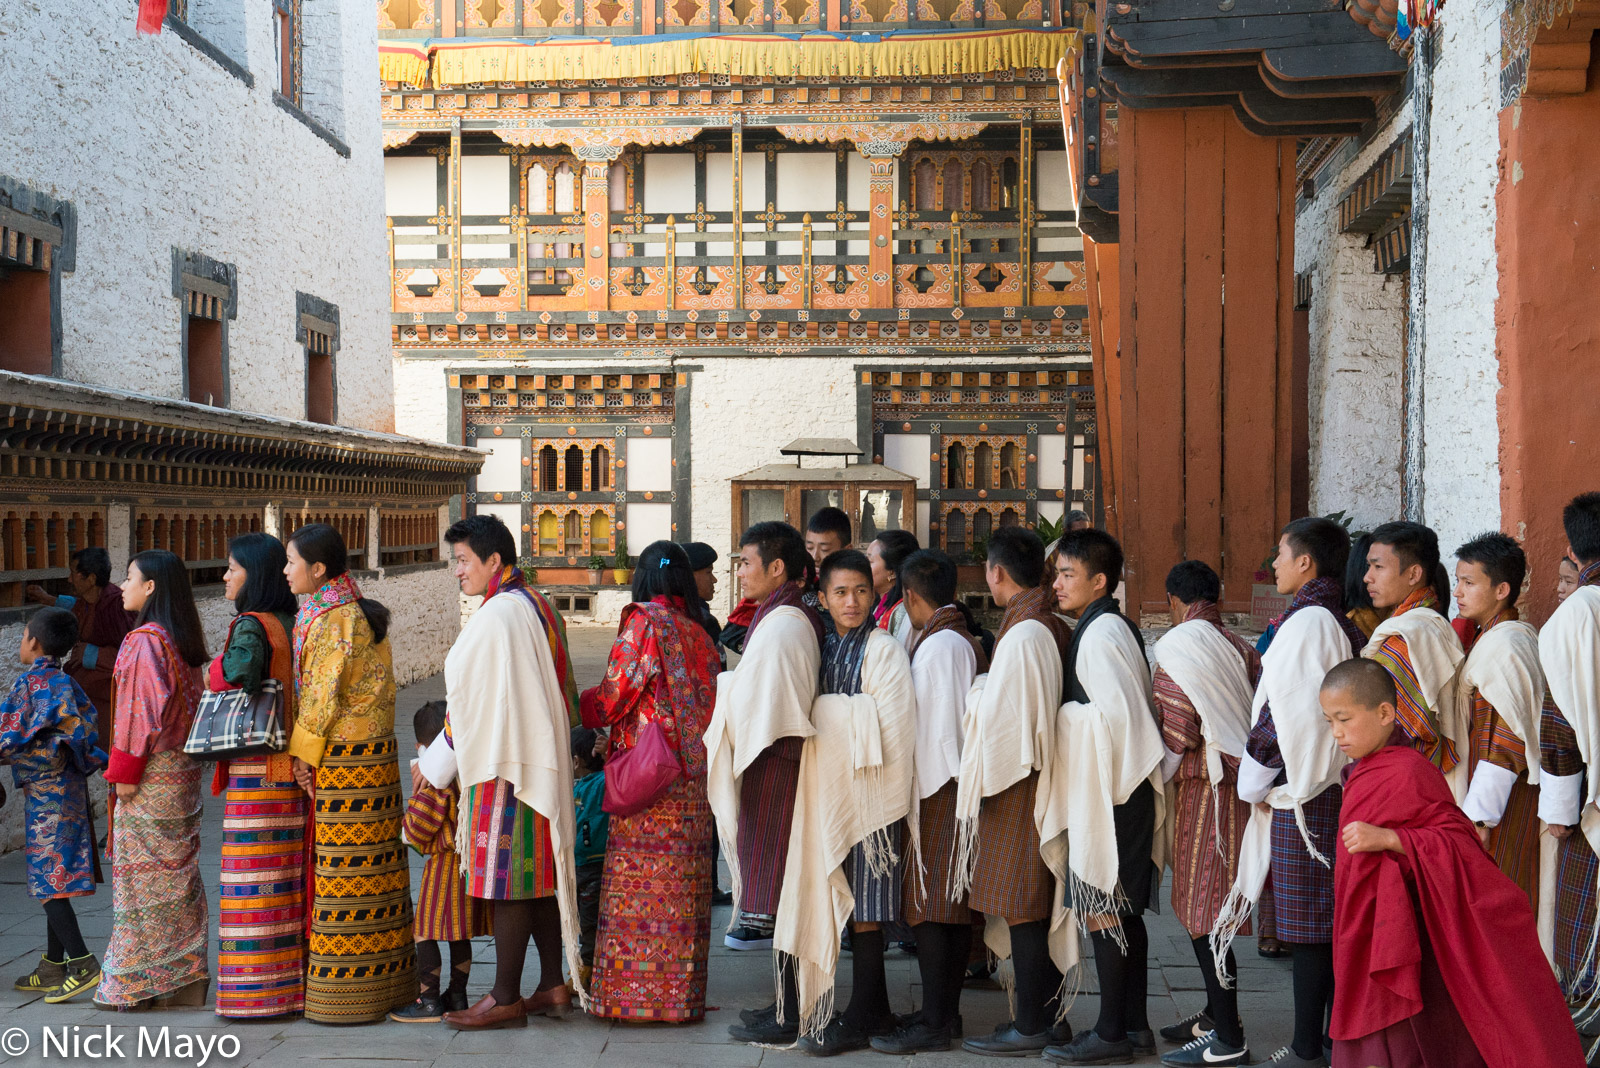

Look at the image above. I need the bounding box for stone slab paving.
[0,623,1298,1067]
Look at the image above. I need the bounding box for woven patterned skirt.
[591,774,714,1022]
[1168,772,1251,938]
[843,820,906,925]
[217,759,309,1018]
[905,781,969,927]
[969,772,1053,923]
[1268,783,1341,944]
[1485,776,1540,912]
[306,737,418,1024]
[735,736,803,919]
[95,750,209,1006]
[462,776,558,901]
[415,852,490,941]
[1556,828,1599,996]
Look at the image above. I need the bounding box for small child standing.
[0,607,107,1003]
[1319,657,1584,1068]
[571,725,608,989]
[391,700,488,1023]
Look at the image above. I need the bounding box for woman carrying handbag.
[580,541,723,1023]
[203,533,308,1020]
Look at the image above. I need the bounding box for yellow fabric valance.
[381,29,1078,88]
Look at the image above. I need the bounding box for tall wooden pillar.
[1111,107,1302,614]
[863,148,898,307]
[580,148,618,312]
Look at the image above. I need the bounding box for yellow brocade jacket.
[287,602,397,766]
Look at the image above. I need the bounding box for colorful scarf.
[910,604,989,673]
[292,573,361,676]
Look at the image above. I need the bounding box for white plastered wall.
[0,0,394,431]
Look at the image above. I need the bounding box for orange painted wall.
[1496,62,1600,622]
[1115,108,1301,614]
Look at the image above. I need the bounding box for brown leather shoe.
[444,993,528,1031]
[522,984,574,1018]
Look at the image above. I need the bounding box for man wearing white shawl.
[777,550,918,1055]
[1539,493,1600,1002]
[873,549,988,1056]
[1148,561,1259,1068]
[424,515,585,1031]
[1361,522,1467,798]
[1453,533,1546,912]
[957,527,1074,1057]
[1224,517,1365,1068]
[1040,529,1165,1067]
[709,522,825,1045]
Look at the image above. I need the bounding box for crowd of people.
[3,493,1598,1068]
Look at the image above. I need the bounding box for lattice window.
[280,508,364,570]
[136,507,266,586]
[0,508,106,607]
[379,510,439,566]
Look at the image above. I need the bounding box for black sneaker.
[724,924,775,951]
[1042,1030,1134,1066]
[1161,1009,1215,1044]
[799,1017,873,1057]
[729,1015,798,1044]
[1260,1047,1329,1067]
[871,1017,956,1054]
[1128,1028,1155,1055]
[740,1001,779,1026]
[442,988,469,1013]
[1160,1032,1249,1067]
[389,995,446,1023]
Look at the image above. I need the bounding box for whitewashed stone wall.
[1295,112,1409,531]
[0,0,394,431]
[1418,3,1504,555]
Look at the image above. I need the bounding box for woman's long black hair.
[128,549,209,667]
[229,532,299,617]
[1345,532,1377,615]
[630,540,707,620]
[288,524,391,643]
[874,529,921,612]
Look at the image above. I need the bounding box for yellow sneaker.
[43,955,100,1004]
[13,955,65,995]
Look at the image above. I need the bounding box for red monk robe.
[1332,745,1583,1068]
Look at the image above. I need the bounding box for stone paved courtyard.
[0,624,1299,1067]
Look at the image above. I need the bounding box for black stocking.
[1010,919,1061,1036]
[842,928,889,1029]
[43,899,86,961]
[490,899,534,1006]
[1089,929,1130,1041]
[1190,936,1243,1047]
[530,897,565,992]
[448,940,473,997]
[1289,942,1335,1061]
[417,941,443,998]
[1122,916,1149,1034]
[912,922,971,1028]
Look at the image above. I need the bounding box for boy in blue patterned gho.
[0,606,108,1003]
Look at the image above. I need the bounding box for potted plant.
[586,555,605,587]
[611,530,631,586]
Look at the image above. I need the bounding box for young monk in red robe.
[1320,657,1584,1068]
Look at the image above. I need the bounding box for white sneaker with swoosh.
[1158,1031,1250,1068]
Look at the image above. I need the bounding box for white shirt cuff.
[1237,753,1278,805]
[1461,761,1518,825]
[1539,771,1583,826]
[1161,747,1185,783]
[418,733,458,789]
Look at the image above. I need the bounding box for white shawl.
[1043,611,1164,952]
[705,605,822,923]
[953,618,1063,887]
[1461,619,1546,822]
[910,627,977,800]
[1362,605,1468,800]
[440,589,587,1005]
[775,630,917,1037]
[1538,586,1600,985]
[1153,619,1256,785]
[1211,605,1352,981]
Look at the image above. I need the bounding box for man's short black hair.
[899,549,957,608]
[818,548,873,589]
[740,521,812,586]
[26,607,79,660]
[1455,532,1527,605]
[806,506,852,546]
[1321,657,1397,710]
[1056,528,1125,597]
[413,700,447,748]
[70,547,111,588]
[444,512,518,569]
[1165,560,1221,606]
[1281,516,1351,580]
[987,526,1045,589]
[1564,492,1600,565]
[1369,520,1441,576]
